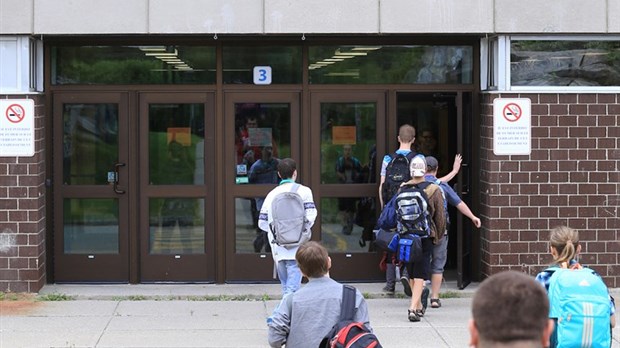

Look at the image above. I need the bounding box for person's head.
[418,128,437,154]
[410,154,427,178]
[425,156,439,175]
[470,271,554,348]
[296,241,331,278]
[262,146,273,160]
[343,144,352,158]
[246,117,258,128]
[397,124,416,144]
[277,158,297,180]
[549,225,580,265]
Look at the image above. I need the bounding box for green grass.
[37,293,73,301]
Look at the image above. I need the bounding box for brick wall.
[0,95,47,292]
[479,93,620,287]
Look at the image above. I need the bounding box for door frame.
[223,91,301,281]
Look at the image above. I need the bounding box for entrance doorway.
[52,92,216,282]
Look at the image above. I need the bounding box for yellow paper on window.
[167,127,192,146]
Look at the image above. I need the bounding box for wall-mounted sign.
[0,99,35,157]
[253,66,272,85]
[493,98,531,155]
[332,126,356,145]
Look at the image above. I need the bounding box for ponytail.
[549,226,579,264]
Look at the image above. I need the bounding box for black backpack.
[381,152,416,205]
[319,285,382,348]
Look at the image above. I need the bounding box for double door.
[52,92,215,282]
[52,90,473,286]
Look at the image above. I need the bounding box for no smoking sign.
[493,98,531,156]
[0,99,35,157]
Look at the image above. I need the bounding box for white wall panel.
[150,0,262,34]
[265,0,378,33]
[33,0,147,34]
[609,0,620,33]
[495,0,607,33]
[381,0,493,33]
[0,0,33,34]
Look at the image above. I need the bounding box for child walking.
[535,225,616,348]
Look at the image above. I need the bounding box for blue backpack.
[394,182,434,238]
[546,265,611,348]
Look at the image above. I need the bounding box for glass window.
[149,104,205,185]
[52,45,215,85]
[62,103,119,185]
[223,46,302,84]
[234,103,290,184]
[64,198,119,254]
[320,197,375,253]
[309,45,473,84]
[149,198,205,254]
[235,197,271,253]
[511,40,620,86]
[320,102,376,184]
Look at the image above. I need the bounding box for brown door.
[310,91,387,281]
[138,92,216,281]
[53,92,130,282]
[224,92,300,281]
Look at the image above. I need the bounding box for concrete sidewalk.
[1,282,619,348]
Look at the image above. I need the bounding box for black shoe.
[408,309,420,322]
[400,274,412,297]
[382,285,395,294]
[421,286,430,310]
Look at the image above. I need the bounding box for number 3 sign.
[253,66,272,85]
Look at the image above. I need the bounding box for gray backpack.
[270,184,311,249]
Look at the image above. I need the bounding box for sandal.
[408,309,420,322]
[416,308,425,317]
[430,298,442,308]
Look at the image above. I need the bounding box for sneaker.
[400,274,412,297]
[407,309,420,322]
[421,286,430,310]
[382,285,395,294]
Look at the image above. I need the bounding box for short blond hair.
[398,124,416,143]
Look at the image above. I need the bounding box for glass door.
[310,92,387,281]
[138,93,216,282]
[224,92,300,281]
[53,92,130,282]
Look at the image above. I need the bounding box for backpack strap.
[290,183,300,194]
[340,285,357,321]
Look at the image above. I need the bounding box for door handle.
[113,163,126,194]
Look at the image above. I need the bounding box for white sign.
[493,98,531,156]
[253,66,272,85]
[0,99,35,157]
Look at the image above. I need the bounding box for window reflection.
[320,197,376,253]
[62,104,119,185]
[64,198,119,254]
[149,198,205,254]
[149,104,205,185]
[235,197,271,254]
[309,45,473,84]
[320,103,376,184]
[234,103,290,185]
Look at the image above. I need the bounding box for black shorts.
[405,237,433,281]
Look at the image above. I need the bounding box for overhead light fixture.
[351,46,381,51]
[138,46,167,52]
[335,49,367,56]
[325,58,345,62]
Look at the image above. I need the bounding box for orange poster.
[332,126,356,145]
[167,127,192,146]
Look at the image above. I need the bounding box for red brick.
[569,104,587,115]
[532,104,549,116]
[588,104,607,115]
[579,94,596,103]
[559,94,577,103]
[550,104,568,115]
[558,115,576,126]
[529,195,548,207]
[540,94,558,103]
[540,207,559,217]
[597,94,616,103]
[549,195,567,206]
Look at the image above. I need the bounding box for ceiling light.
[351,46,381,51]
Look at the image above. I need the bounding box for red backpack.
[319,285,382,348]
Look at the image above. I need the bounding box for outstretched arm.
[456,201,481,228]
[437,154,462,183]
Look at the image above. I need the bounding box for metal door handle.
[113,163,126,194]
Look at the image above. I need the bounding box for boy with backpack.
[424,155,481,309]
[535,225,616,348]
[267,241,376,348]
[258,158,317,296]
[396,154,447,322]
